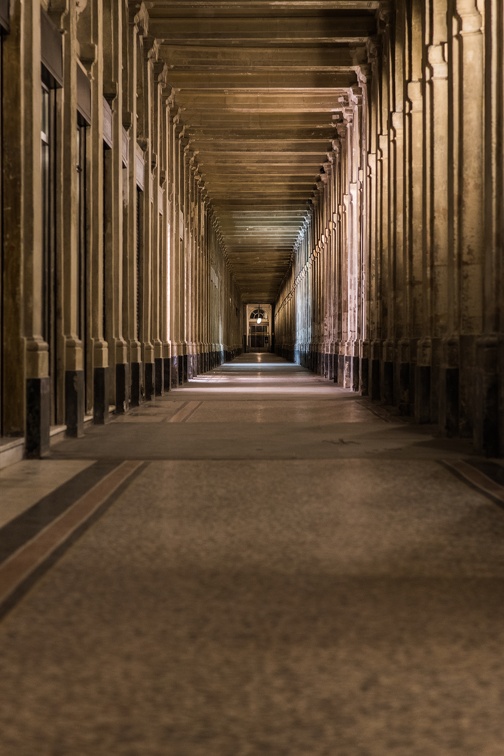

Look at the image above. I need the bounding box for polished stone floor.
[1,354,504,755]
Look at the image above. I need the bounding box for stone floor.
[1,354,504,755]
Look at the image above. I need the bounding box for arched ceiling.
[143,0,379,302]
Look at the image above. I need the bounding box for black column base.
[360,357,369,395]
[398,362,411,415]
[337,355,345,386]
[115,362,129,414]
[381,361,394,405]
[145,362,154,401]
[26,377,51,458]
[163,357,171,392]
[187,354,195,380]
[415,365,431,423]
[65,370,84,437]
[131,362,141,407]
[155,358,163,396]
[474,343,500,455]
[370,358,380,400]
[93,367,110,425]
[439,367,460,438]
[169,357,177,388]
[349,356,359,391]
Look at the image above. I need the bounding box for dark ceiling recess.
[147,1,378,302]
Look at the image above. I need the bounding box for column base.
[93,367,110,425]
[473,340,500,456]
[170,356,179,388]
[163,357,171,392]
[397,362,412,416]
[381,361,394,405]
[336,355,345,386]
[65,370,84,437]
[26,377,51,458]
[115,362,129,414]
[131,362,141,407]
[370,358,380,400]
[415,365,431,424]
[360,357,369,395]
[439,367,460,438]
[144,362,154,401]
[155,357,163,396]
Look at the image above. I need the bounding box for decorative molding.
[428,43,448,80]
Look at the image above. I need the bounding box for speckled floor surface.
[1,355,504,755]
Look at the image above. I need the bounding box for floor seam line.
[0,460,146,619]
[439,459,504,509]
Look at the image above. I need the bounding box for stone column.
[366,38,381,399]
[151,61,167,396]
[125,9,144,406]
[102,0,129,416]
[80,1,111,424]
[406,76,424,418]
[50,3,85,437]
[452,1,493,452]
[484,0,504,454]
[137,36,155,402]
[160,93,171,391]
[3,2,49,454]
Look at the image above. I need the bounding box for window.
[250,308,267,322]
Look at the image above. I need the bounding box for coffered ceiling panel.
[141,0,378,302]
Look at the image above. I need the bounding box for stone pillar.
[138,36,156,402]
[452,1,492,452]
[3,2,50,454]
[126,9,144,406]
[483,0,504,455]
[152,61,167,396]
[406,77,424,418]
[47,3,85,438]
[102,1,129,416]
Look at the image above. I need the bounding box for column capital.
[143,36,160,62]
[130,2,149,37]
[428,43,448,79]
[377,2,391,29]
[153,61,169,86]
[47,1,70,26]
[456,0,483,33]
[407,80,423,110]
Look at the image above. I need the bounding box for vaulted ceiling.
[145,1,379,302]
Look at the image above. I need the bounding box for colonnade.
[0,1,241,460]
[1,0,503,462]
[275,0,504,456]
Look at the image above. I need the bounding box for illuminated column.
[137,36,156,401]
[452,1,492,450]
[160,91,172,391]
[390,4,407,402]
[167,98,178,386]
[366,36,381,399]
[52,2,85,434]
[151,61,166,396]
[3,1,49,452]
[481,0,504,454]
[102,1,130,415]
[406,73,424,416]
[83,0,111,422]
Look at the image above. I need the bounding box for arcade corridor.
[1,355,504,754]
[1,1,504,750]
